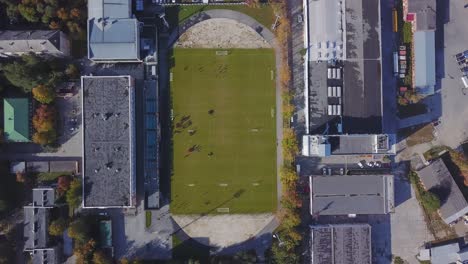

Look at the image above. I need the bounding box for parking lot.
[429,0,468,148]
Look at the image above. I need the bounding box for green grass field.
[170,49,277,214]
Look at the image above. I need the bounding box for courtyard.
[170,48,277,214]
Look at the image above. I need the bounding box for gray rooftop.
[24,207,49,250]
[307,0,346,61]
[330,135,375,154]
[310,224,371,264]
[342,0,382,133]
[0,30,62,54]
[414,31,436,94]
[307,0,382,134]
[408,0,436,31]
[32,248,58,264]
[87,0,139,61]
[418,158,468,224]
[82,76,135,208]
[49,161,78,173]
[88,18,139,61]
[430,242,460,264]
[88,0,131,19]
[310,175,394,215]
[32,188,55,207]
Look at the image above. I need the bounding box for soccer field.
[170,48,277,214]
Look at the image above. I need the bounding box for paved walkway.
[166,9,283,254]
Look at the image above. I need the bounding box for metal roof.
[32,188,55,207]
[307,0,346,61]
[310,224,372,264]
[0,30,62,54]
[418,158,468,224]
[310,175,394,215]
[81,76,136,208]
[32,248,58,264]
[88,0,131,19]
[430,242,460,264]
[87,0,139,61]
[24,207,49,250]
[88,18,139,61]
[414,31,436,94]
[3,98,30,142]
[408,0,436,31]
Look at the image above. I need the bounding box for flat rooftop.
[81,76,136,208]
[310,224,372,264]
[418,158,468,224]
[307,0,382,134]
[310,174,394,215]
[307,0,346,61]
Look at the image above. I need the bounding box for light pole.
[273,233,284,247]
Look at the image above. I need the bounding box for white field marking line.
[217,208,230,213]
[187,184,195,187]
[219,183,228,187]
[216,50,228,56]
[250,128,259,132]
[271,70,274,80]
[170,72,173,82]
[271,108,275,118]
[252,183,260,186]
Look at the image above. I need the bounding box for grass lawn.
[37,171,72,182]
[177,4,275,28]
[402,124,435,147]
[170,48,277,214]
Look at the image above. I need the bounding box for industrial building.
[88,0,141,62]
[310,224,372,264]
[302,0,393,157]
[0,30,69,57]
[81,76,136,208]
[309,175,394,216]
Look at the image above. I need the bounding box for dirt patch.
[175,18,271,49]
[172,214,274,248]
[404,124,435,147]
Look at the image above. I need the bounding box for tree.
[49,20,61,30]
[32,104,56,133]
[49,218,67,236]
[32,130,56,145]
[57,175,71,195]
[421,190,441,213]
[18,4,39,22]
[68,218,89,242]
[65,64,80,79]
[32,84,55,104]
[92,250,113,264]
[70,8,81,19]
[74,239,96,263]
[0,54,60,93]
[66,178,82,210]
[56,7,68,20]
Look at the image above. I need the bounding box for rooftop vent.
[115,168,121,173]
[106,162,113,170]
[94,168,100,173]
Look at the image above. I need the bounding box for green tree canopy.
[49,218,68,236]
[66,178,82,210]
[0,54,63,93]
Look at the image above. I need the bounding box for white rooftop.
[307,0,346,61]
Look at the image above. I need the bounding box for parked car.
[375,161,382,168]
[367,161,375,167]
[322,167,327,175]
[327,168,332,175]
[339,168,345,175]
[357,161,365,168]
